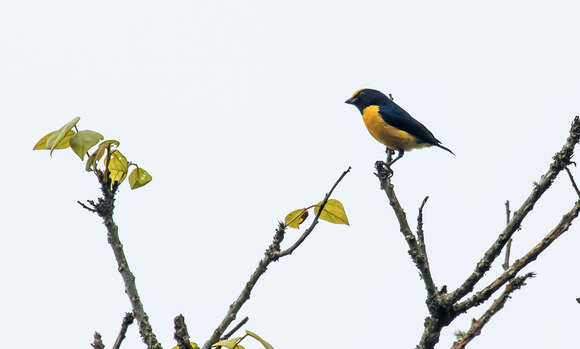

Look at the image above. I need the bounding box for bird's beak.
[345,97,356,104]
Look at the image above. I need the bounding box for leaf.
[212,338,245,349]
[45,117,81,155]
[33,130,75,150]
[85,153,97,172]
[171,342,199,349]
[94,139,120,161]
[245,330,273,349]
[129,167,152,189]
[285,208,308,228]
[108,150,128,187]
[314,199,349,225]
[69,130,104,160]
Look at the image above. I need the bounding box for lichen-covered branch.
[91,332,105,349]
[79,180,162,349]
[112,312,135,349]
[375,117,580,349]
[448,116,580,304]
[201,167,351,349]
[454,201,580,314]
[376,165,438,302]
[451,273,534,349]
[174,314,195,349]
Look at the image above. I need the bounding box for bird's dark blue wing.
[378,102,440,145]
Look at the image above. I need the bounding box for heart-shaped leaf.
[70,130,104,160]
[129,167,152,189]
[314,199,349,225]
[108,150,128,187]
[284,208,308,228]
[33,130,75,150]
[45,117,80,155]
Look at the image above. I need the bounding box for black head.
[345,88,390,113]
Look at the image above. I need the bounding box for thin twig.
[502,200,512,271]
[379,172,442,349]
[448,116,580,304]
[454,201,580,314]
[565,167,580,198]
[221,316,249,340]
[378,169,437,302]
[275,166,351,258]
[452,273,534,349]
[112,312,135,349]
[78,200,97,212]
[417,196,430,259]
[201,167,351,349]
[92,332,105,349]
[174,314,195,349]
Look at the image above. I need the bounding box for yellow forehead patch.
[350,88,365,99]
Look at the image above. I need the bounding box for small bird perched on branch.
[345,88,454,166]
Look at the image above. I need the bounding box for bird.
[345,88,454,166]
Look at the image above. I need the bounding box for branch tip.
[91,332,105,349]
[202,167,351,349]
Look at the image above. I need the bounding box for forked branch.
[201,167,351,349]
[375,117,580,349]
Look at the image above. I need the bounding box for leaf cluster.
[284,198,349,228]
[33,117,152,189]
[171,330,272,349]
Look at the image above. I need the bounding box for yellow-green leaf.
[85,153,97,172]
[212,338,245,349]
[94,140,120,161]
[129,167,152,189]
[45,117,81,155]
[284,208,308,228]
[314,199,349,225]
[245,330,273,349]
[171,342,199,349]
[70,130,104,160]
[33,130,75,150]
[108,150,128,187]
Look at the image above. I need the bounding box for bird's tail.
[436,143,455,156]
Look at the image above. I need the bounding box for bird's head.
[345,88,389,113]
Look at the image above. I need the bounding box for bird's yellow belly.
[362,106,429,151]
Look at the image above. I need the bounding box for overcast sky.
[2,1,579,348]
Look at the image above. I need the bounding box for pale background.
[1,1,579,348]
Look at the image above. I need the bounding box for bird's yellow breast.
[362,106,429,151]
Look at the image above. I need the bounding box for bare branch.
[452,273,534,349]
[78,200,97,212]
[417,196,430,259]
[565,166,580,198]
[174,314,195,349]
[454,201,580,314]
[221,316,249,340]
[112,312,135,349]
[82,178,162,349]
[202,167,351,349]
[376,166,437,302]
[502,200,512,271]
[376,117,580,349]
[448,116,580,304]
[91,332,105,349]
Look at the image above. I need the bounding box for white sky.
[2,1,579,348]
